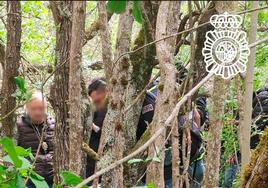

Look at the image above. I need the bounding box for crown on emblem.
[210,12,242,29]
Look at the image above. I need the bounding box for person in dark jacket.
[86,78,155,184]
[149,66,207,188]
[17,92,54,188]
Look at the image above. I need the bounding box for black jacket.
[251,85,268,149]
[17,114,55,185]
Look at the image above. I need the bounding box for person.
[224,84,268,188]
[86,77,155,185]
[149,64,208,188]
[162,97,207,188]
[17,92,54,188]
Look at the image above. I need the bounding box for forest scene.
[0,1,268,188]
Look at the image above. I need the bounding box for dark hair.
[88,77,107,96]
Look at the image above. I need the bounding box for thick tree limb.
[84,12,112,44]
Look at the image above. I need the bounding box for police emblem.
[202,12,250,79]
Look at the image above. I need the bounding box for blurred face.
[26,99,47,124]
[89,89,106,111]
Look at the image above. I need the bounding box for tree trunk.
[97,3,134,187]
[0,1,21,137]
[239,1,259,169]
[146,2,180,187]
[97,1,113,80]
[123,1,159,186]
[49,1,72,182]
[241,128,268,188]
[204,3,235,187]
[68,1,86,176]
[0,42,4,91]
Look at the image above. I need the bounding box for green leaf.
[0,137,22,168]
[14,76,27,94]
[15,146,31,157]
[3,156,32,170]
[133,1,143,24]
[30,175,49,188]
[31,171,45,181]
[127,158,144,164]
[16,174,25,188]
[107,0,127,14]
[60,171,82,186]
[147,182,155,188]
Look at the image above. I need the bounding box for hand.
[228,154,237,165]
[92,123,100,133]
[185,128,192,145]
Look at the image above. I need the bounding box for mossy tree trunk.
[123,1,159,186]
[241,128,268,188]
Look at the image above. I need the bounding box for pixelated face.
[89,89,106,111]
[26,99,47,124]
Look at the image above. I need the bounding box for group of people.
[16,74,268,188]
[86,74,208,188]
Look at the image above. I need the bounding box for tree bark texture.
[68,1,86,176]
[146,1,180,187]
[123,1,160,186]
[49,1,72,182]
[0,1,21,137]
[239,1,259,169]
[203,2,235,187]
[97,3,133,188]
[97,2,113,80]
[0,42,4,91]
[241,128,268,188]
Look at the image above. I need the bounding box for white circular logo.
[202,12,250,79]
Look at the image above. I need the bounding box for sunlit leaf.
[147,182,155,188]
